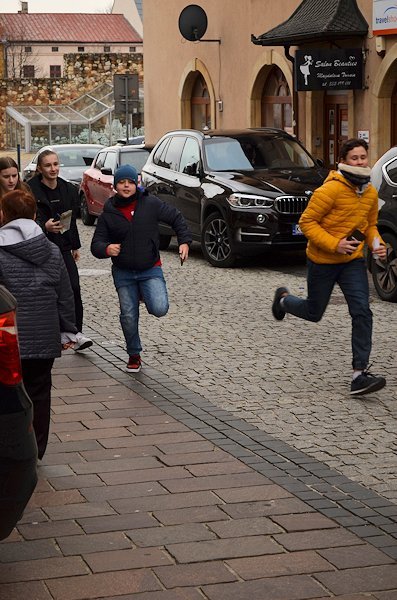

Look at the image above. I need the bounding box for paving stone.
[202,574,327,600]
[80,481,168,502]
[166,535,282,563]
[315,565,397,594]
[214,483,291,503]
[46,569,161,600]
[274,528,364,551]
[70,456,161,475]
[161,472,270,493]
[0,556,88,583]
[271,513,340,532]
[56,532,132,555]
[154,560,238,587]
[221,497,315,519]
[100,466,191,485]
[18,520,83,540]
[318,544,395,568]
[0,539,61,562]
[0,581,53,600]
[127,523,217,547]
[207,516,283,537]
[84,547,172,572]
[77,512,159,534]
[153,505,228,525]
[227,549,334,579]
[110,491,221,513]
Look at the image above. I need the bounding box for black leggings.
[62,250,83,331]
[21,358,54,460]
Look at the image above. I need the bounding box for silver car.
[23,144,104,188]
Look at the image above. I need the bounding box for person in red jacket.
[272,138,387,396]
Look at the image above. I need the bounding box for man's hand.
[336,237,361,255]
[72,250,80,262]
[107,243,121,257]
[178,243,189,264]
[45,218,63,233]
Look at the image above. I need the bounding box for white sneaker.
[73,332,93,351]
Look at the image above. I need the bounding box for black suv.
[141,128,328,267]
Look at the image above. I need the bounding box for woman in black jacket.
[91,165,192,372]
[28,149,92,351]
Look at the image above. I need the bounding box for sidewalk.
[0,331,397,599]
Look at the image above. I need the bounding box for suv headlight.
[227,193,274,208]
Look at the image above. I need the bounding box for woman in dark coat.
[0,190,77,458]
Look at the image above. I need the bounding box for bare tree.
[0,19,42,79]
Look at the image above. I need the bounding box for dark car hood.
[205,167,328,196]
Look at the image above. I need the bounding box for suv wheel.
[159,234,172,250]
[80,194,96,226]
[372,232,397,302]
[201,212,236,267]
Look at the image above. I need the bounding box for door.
[176,137,202,235]
[325,95,348,169]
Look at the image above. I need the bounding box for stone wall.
[0,52,143,149]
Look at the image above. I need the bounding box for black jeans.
[21,358,54,460]
[62,250,83,331]
[283,258,372,370]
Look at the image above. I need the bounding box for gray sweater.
[0,219,77,359]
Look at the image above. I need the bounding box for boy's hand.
[373,244,387,260]
[337,237,361,255]
[179,243,189,264]
[107,243,121,257]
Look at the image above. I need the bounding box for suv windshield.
[58,148,99,167]
[203,135,315,171]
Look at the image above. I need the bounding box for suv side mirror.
[101,167,113,176]
[316,158,325,168]
[183,162,200,176]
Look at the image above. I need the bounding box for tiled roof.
[0,13,142,43]
[252,0,368,46]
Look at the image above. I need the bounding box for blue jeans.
[283,258,372,370]
[112,265,169,356]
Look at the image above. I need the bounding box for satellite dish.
[178,4,208,41]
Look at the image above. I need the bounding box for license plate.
[292,224,303,235]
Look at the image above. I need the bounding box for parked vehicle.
[22,144,104,188]
[79,144,151,225]
[116,136,145,145]
[0,285,37,540]
[370,146,397,301]
[141,128,328,267]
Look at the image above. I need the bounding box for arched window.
[191,74,211,130]
[261,67,292,133]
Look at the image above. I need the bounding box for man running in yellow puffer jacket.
[272,138,387,396]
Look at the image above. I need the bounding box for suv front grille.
[275,196,309,214]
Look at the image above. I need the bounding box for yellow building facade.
[143,0,397,167]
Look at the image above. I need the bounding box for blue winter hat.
[114,165,138,186]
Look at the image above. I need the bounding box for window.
[385,159,397,185]
[129,46,136,53]
[23,65,35,78]
[179,138,200,175]
[103,46,111,52]
[52,46,59,52]
[24,46,32,53]
[103,152,117,174]
[153,138,170,167]
[94,152,107,170]
[78,46,85,52]
[162,136,186,171]
[50,65,61,78]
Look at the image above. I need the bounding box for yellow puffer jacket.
[299,170,383,264]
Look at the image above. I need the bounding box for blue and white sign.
[373,0,397,35]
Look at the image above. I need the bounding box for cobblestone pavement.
[76,222,396,501]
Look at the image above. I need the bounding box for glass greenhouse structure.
[5,82,144,151]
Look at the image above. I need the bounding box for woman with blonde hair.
[0,157,29,199]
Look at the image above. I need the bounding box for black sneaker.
[350,371,386,396]
[272,287,289,320]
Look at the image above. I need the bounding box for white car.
[23,143,103,188]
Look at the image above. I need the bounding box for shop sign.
[295,49,363,91]
[373,0,397,35]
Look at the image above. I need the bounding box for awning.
[251,0,368,47]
